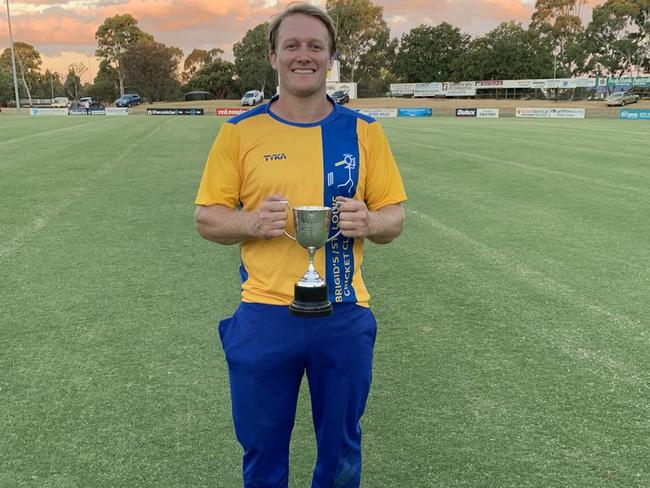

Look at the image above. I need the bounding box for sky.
[1,0,603,82]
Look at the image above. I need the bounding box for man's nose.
[295,45,312,61]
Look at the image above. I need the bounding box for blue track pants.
[218,302,377,488]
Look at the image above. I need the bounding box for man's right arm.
[195,196,288,245]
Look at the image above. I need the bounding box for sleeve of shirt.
[194,122,241,208]
[364,121,407,211]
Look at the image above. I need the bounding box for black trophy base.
[289,283,333,317]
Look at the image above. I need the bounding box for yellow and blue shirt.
[195,96,407,307]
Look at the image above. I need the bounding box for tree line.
[1,0,648,105]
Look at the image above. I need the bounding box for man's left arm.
[336,196,404,244]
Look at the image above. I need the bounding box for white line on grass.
[0,118,117,149]
[404,139,649,196]
[406,207,645,378]
[0,119,174,259]
[393,124,650,170]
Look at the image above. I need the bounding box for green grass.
[1,114,649,487]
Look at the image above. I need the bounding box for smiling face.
[269,13,333,100]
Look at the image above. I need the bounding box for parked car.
[241,90,263,106]
[51,97,69,108]
[330,90,350,105]
[606,91,639,106]
[115,94,141,107]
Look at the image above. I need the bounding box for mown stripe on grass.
[492,119,650,138]
[403,139,649,196]
[0,119,174,259]
[393,123,650,169]
[406,207,646,379]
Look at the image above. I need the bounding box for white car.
[606,91,639,106]
[241,90,264,106]
[51,97,69,108]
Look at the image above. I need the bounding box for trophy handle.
[279,200,296,240]
[326,230,341,243]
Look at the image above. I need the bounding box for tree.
[184,59,240,99]
[183,48,223,82]
[356,37,398,97]
[530,0,588,76]
[234,23,276,94]
[0,67,13,105]
[95,14,153,96]
[62,63,87,101]
[0,42,42,104]
[88,59,120,103]
[121,40,182,101]
[392,23,470,82]
[326,0,391,83]
[458,22,554,80]
[583,0,650,76]
[88,60,120,103]
[32,69,65,99]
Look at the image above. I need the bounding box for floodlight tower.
[5,0,21,112]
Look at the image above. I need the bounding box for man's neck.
[270,90,333,124]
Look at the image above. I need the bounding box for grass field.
[1,114,649,487]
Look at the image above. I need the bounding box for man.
[195,3,406,487]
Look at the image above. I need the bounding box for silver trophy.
[283,204,340,316]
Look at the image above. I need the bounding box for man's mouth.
[292,68,316,74]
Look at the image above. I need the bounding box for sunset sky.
[1,0,603,82]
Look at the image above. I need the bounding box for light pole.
[5,0,21,112]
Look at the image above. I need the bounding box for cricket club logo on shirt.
[327,154,357,194]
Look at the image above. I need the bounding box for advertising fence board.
[105,107,129,116]
[456,108,500,118]
[216,108,249,116]
[477,80,503,87]
[444,82,476,97]
[516,108,586,118]
[357,108,398,118]
[477,108,499,118]
[549,108,585,119]
[414,82,444,97]
[398,108,432,117]
[68,108,88,115]
[147,108,204,115]
[390,83,416,96]
[456,108,477,117]
[516,108,550,118]
[29,108,68,116]
[620,109,650,120]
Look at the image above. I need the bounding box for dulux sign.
[456,108,477,117]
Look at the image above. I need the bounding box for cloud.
[1,0,606,76]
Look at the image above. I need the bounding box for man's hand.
[335,196,404,244]
[252,195,288,239]
[336,196,372,239]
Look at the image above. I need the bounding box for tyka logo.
[263,153,287,161]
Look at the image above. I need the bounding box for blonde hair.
[267,2,337,56]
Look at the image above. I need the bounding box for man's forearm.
[367,204,405,244]
[195,205,256,245]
